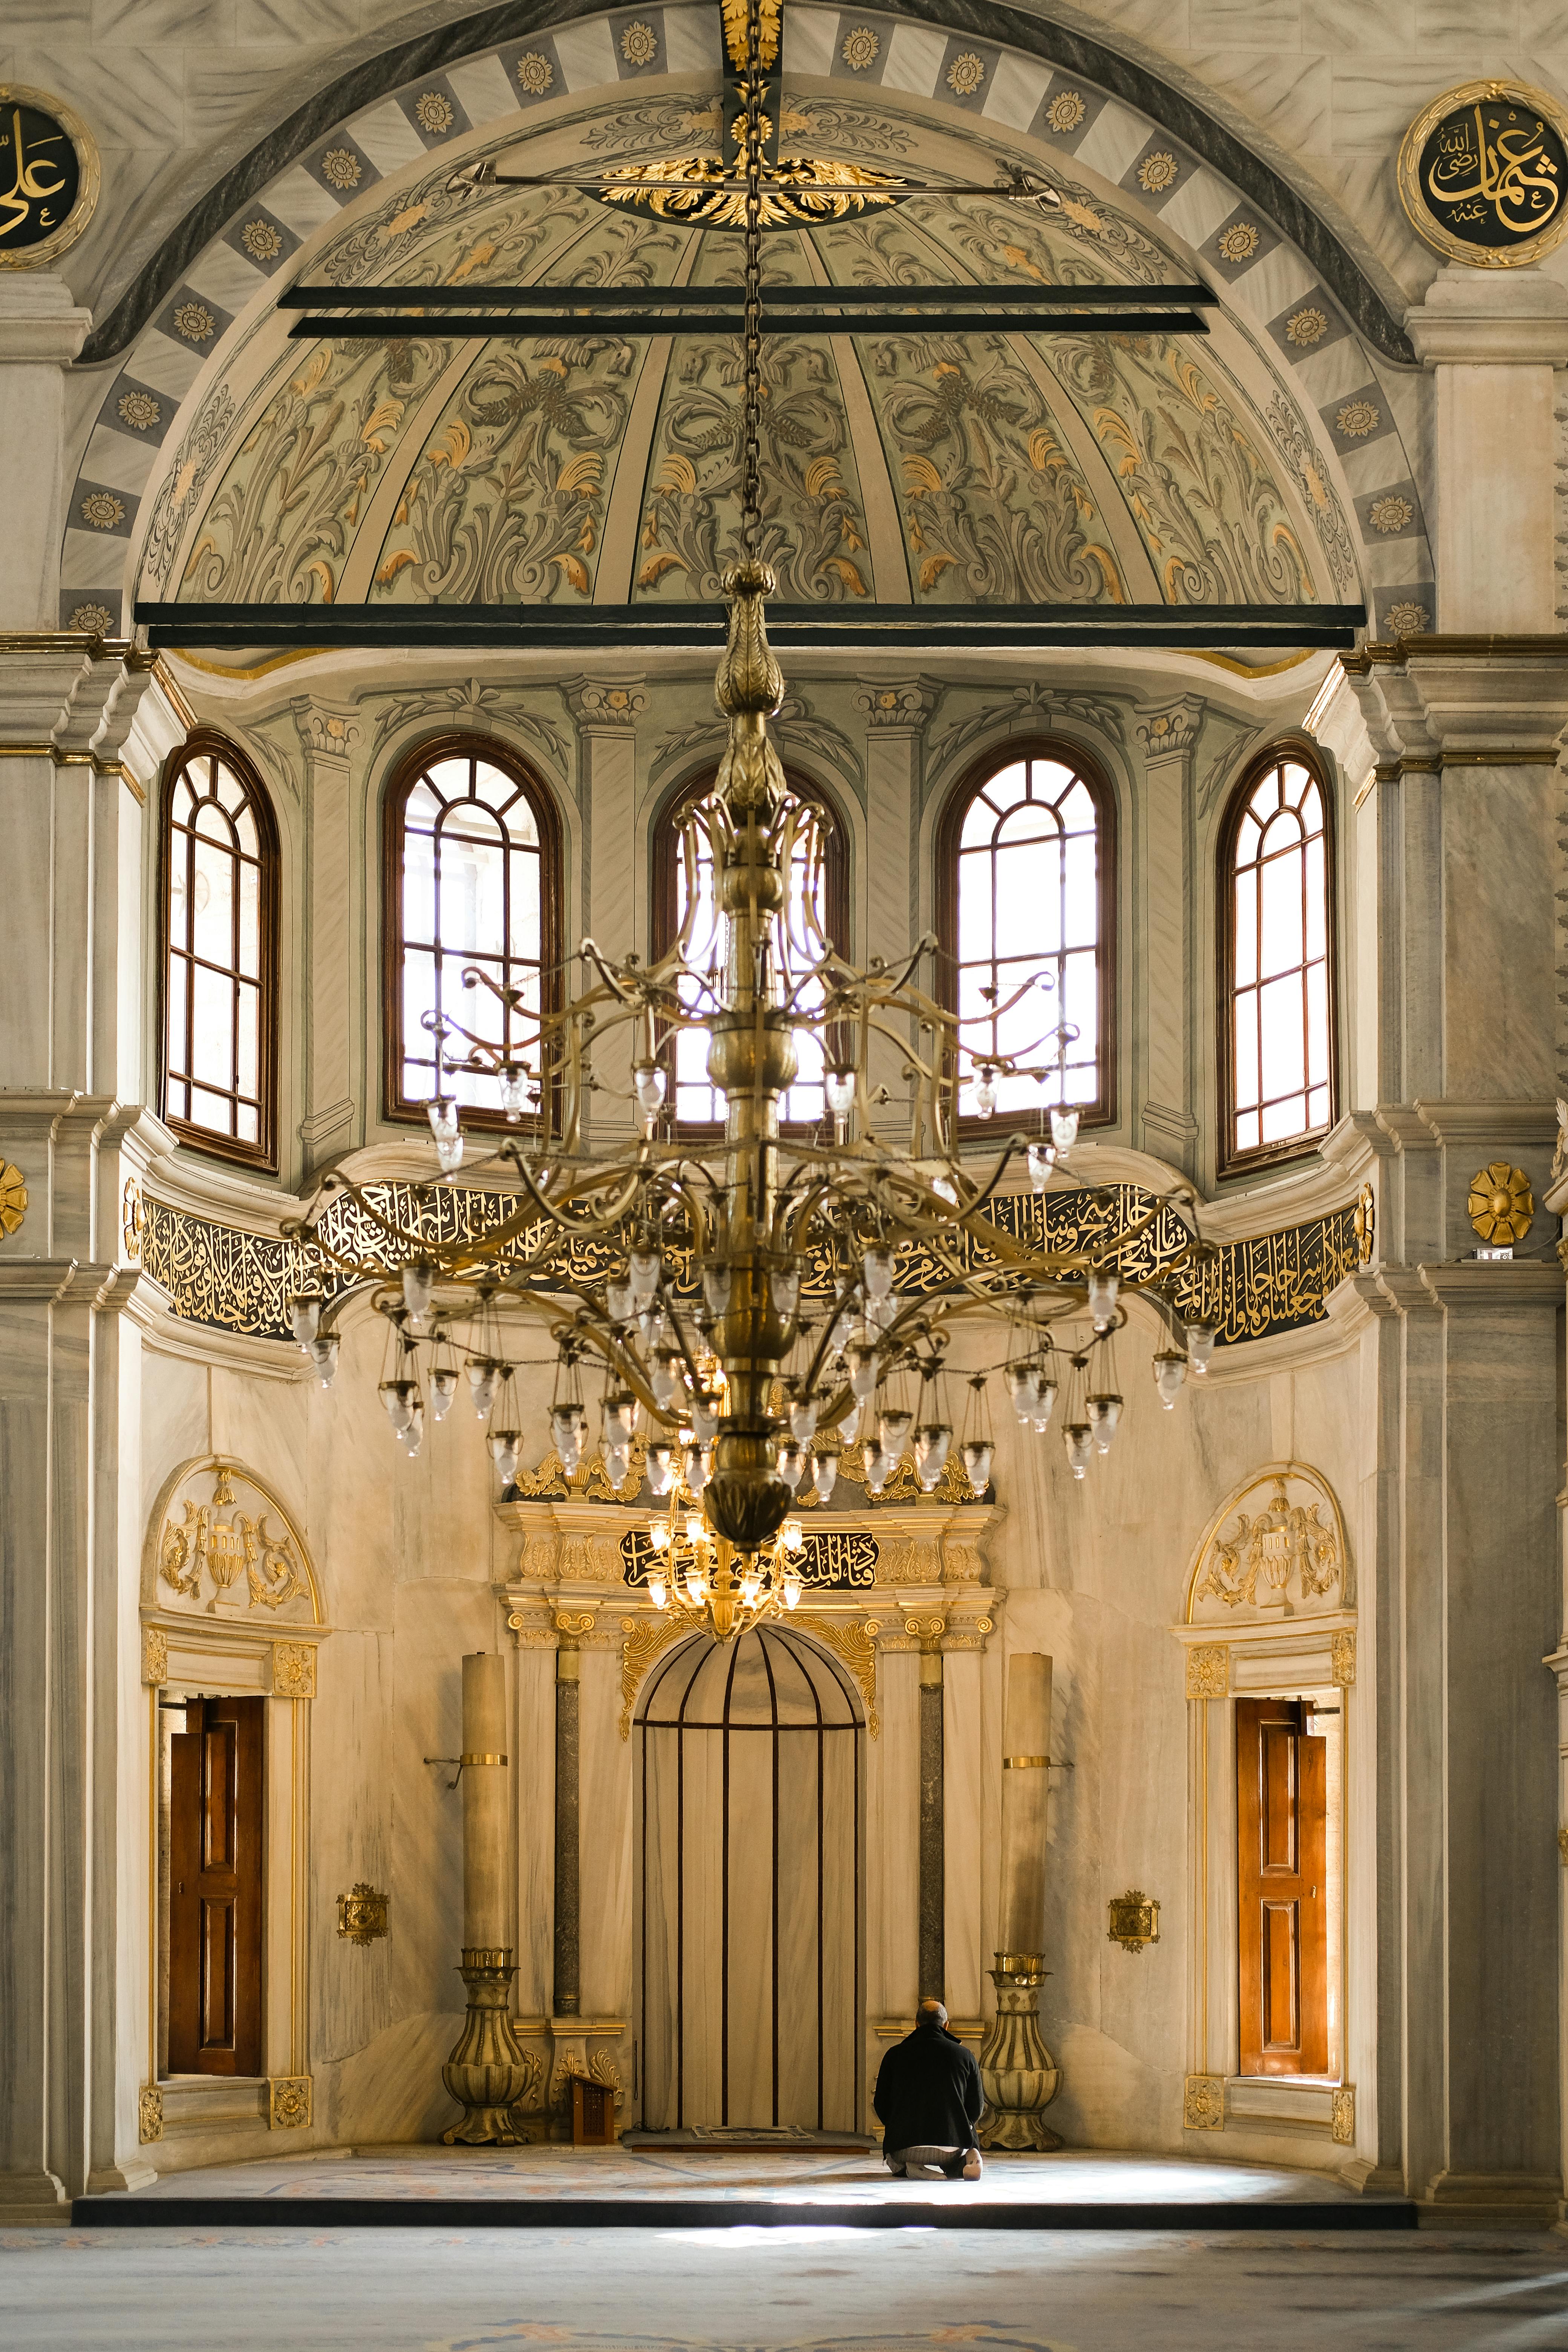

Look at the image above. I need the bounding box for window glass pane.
[1237,1107,1259,1152]
[424,758,470,801]
[167,957,188,1078]
[1234,869,1257,989]
[403,827,436,948]
[1233,988,1259,1112]
[191,836,235,967]
[508,847,541,962]
[403,949,439,1101]
[1304,836,1326,962]
[168,844,191,951]
[236,1102,259,1144]
[1258,971,1305,1100]
[1306,1083,1329,1129]
[1258,834,1304,978]
[235,805,257,858]
[190,1084,233,1134]
[1305,960,1329,1089]
[192,963,235,1093]
[994,830,1055,962]
[957,851,993,966]
[236,980,259,1099]
[436,820,505,957]
[237,858,260,980]
[406,780,442,830]
[1261,1092,1305,1143]
[1061,831,1096,950]
[193,798,234,845]
[214,764,247,815]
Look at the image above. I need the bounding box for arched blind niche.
[652,770,849,1130]
[936,742,1116,1126]
[1220,750,1336,1172]
[159,731,278,1168]
[383,735,561,1125]
[638,1626,863,2133]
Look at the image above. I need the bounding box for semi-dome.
[137,83,1359,618]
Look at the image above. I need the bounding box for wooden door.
[168,1696,264,2076]
[1236,1697,1328,2076]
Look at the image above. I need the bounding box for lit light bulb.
[629,1248,662,1306]
[401,1259,436,1322]
[1007,1362,1039,1425]
[401,1400,425,1459]
[1064,1423,1093,1479]
[838,1401,862,1446]
[701,1264,732,1316]
[649,1519,671,1551]
[309,1334,339,1389]
[488,1428,520,1484]
[1186,1325,1216,1375]
[782,1516,805,1554]
[961,1438,994,1492]
[633,1062,666,1115]
[864,1442,896,1496]
[689,1392,721,1444]
[1030,1377,1058,1433]
[776,1439,806,1493]
[551,1402,588,1466]
[1050,1106,1080,1153]
[467,1358,499,1420]
[684,1570,704,1608]
[972,1066,997,1119]
[1086,1268,1119,1331]
[498,1064,530,1121]
[602,1391,637,1446]
[647,1441,676,1496]
[427,1096,464,1173]
[649,1575,669,1610]
[770,1267,800,1320]
[1027,1141,1056,1194]
[812,1446,840,1503]
[602,1444,630,1488]
[788,1391,819,1447]
[684,1511,705,1548]
[1086,1393,1122,1453]
[913,1421,952,1489]
[825,1070,855,1118]
[878,1406,913,1454]
[1152,1351,1187,1409]
[380,1379,417,1435]
[429,1365,459,1421]
[784,1574,802,1610]
[683,1443,713,1496]
[606,1277,635,1323]
[862,1246,894,1299]
[648,1351,680,1410]
[740,1569,762,1605]
[289,1291,323,1348]
[846,1343,880,1402]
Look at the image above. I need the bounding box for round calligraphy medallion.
[0,86,99,270]
[1399,78,1568,266]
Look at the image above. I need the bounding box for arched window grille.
[384,735,561,1125]
[159,730,279,1167]
[1220,750,1335,1168]
[652,771,849,1130]
[936,743,1116,1125]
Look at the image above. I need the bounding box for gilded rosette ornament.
[1467,1161,1534,1246]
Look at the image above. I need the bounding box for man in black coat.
[873,1998,985,2178]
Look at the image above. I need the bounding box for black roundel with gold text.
[0,99,81,253]
[1418,95,1567,250]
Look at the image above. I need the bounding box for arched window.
[1220,749,1335,1170]
[937,743,1116,1125]
[159,731,279,1168]
[384,735,562,1125]
[652,770,849,1129]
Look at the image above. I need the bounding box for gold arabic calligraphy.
[1425,102,1562,238]
[0,103,74,246]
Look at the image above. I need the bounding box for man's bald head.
[916,1998,948,2029]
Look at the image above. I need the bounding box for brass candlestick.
[441,1946,544,2145]
[978,1953,1062,2151]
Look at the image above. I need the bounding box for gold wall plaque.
[137,2083,163,2144]
[1183,2073,1225,2131]
[269,2075,312,2130]
[336,1883,389,1945]
[0,86,101,270]
[1467,1160,1534,1245]
[1398,81,1568,268]
[1107,1890,1161,1952]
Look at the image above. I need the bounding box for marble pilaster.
[0,277,92,629]
[291,702,364,1173]
[566,678,646,1149]
[1133,698,1202,1174]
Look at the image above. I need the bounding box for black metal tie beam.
[134,600,1367,653]
[274,283,1221,311]
[286,309,1212,338]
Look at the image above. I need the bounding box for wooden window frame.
[650,765,850,1138]
[156,728,280,1173]
[1216,739,1338,1181]
[933,735,1119,1137]
[381,730,564,1134]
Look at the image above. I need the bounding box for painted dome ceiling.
[135,81,1364,616]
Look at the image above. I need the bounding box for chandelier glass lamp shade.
[279,0,1219,1643]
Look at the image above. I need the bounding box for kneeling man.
[873,1998,984,2179]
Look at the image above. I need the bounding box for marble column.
[1404,266,1568,634]
[291,702,364,1175]
[980,1653,1061,2150]
[554,1639,581,2018]
[917,1642,944,2001]
[441,1653,536,2144]
[1133,700,1201,1175]
[0,276,91,628]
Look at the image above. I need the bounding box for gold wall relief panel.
[144,1455,321,1625]
[1185,1643,1229,1699]
[1185,1463,1351,1627]
[268,2076,312,2130]
[1183,2073,1225,2130]
[618,1612,692,1738]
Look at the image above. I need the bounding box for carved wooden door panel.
[168,1695,264,2076]
[1236,1697,1328,2076]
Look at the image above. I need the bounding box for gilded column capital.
[853,678,943,733]
[289,701,361,761]
[560,676,647,733]
[1135,695,1204,763]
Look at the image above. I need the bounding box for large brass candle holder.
[978,1952,1061,2151]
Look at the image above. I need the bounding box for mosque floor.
[6,2149,1566,2350]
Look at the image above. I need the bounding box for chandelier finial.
[714,558,786,813]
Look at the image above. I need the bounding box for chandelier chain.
[741,0,763,553]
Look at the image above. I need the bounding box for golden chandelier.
[280,0,1218,1645]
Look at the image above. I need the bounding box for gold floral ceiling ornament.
[1044,90,1086,135]
[946,52,986,98]
[415,89,454,134]
[1467,1160,1534,1246]
[0,1161,28,1236]
[841,24,879,70]
[80,490,124,530]
[116,387,161,429]
[1336,398,1381,438]
[1286,305,1328,346]
[1137,151,1179,194]
[172,299,215,343]
[516,52,554,95]
[1385,600,1429,637]
[1216,220,1259,262]
[240,218,282,263]
[321,147,361,189]
[1369,493,1413,533]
